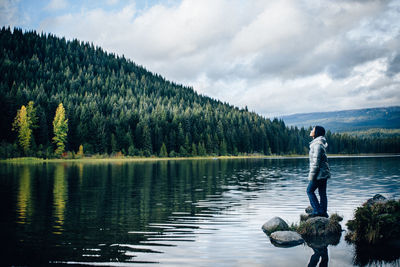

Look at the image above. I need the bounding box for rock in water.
[298,216,342,238]
[270,231,304,247]
[262,217,289,235]
[346,197,400,246]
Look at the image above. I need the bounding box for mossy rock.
[297,214,342,239]
[346,197,400,245]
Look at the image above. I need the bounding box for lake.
[1,156,399,266]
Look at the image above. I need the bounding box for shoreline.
[1,153,399,164]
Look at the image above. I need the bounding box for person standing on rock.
[307,126,330,218]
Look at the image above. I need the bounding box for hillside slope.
[1,27,399,157]
[0,27,289,156]
[281,106,400,133]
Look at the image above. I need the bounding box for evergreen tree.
[198,142,206,156]
[159,143,168,157]
[111,133,118,153]
[26,101,38,130]
[220,139,228,156]
[179,145,187,156]
[191,143,197,156]
[142,124,152,156]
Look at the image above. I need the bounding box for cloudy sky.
[1,0,399,117]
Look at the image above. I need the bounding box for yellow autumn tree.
[76,144,84,158]
[12,105,31,155]
[52,103,68,156]
[12,101,38,155]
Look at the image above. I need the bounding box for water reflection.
[352,242,400,266]
[0,157,399,266]
[53,164,67,234]
[17,166,32,224]
[308,246,328,267]
[305,234,341,267]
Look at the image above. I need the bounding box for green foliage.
[159,143,168,157]
[52,103,68,156]
[191,143,197,156]
[26,101,38,129]
[346,200,400,245]
[198,142,206,156]
[297,213,342,237]
[128,145,136,156]
[1,27,399,158]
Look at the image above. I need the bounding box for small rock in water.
[270,231,304,247]
[262,217,289,235]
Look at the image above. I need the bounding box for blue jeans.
[307,179,327,215]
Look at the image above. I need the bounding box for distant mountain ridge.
[281,106,400,133]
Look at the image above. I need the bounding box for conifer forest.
[1,27,399,158]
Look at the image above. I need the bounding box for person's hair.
[314,126,325,137]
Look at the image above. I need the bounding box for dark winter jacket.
[308,136,331,181]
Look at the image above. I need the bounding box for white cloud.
[0,0,21,27]
[32,0,400,116]
[45,0,67,11]
[107,0,119,5]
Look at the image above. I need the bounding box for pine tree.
[53,103,68,156]
[198,142,206,156]
[159,142,168,157]
[26,101,38,130]
[142,124,152,156]
[220,139,228,156]
[111,133,118,153]
[191,142,197,156]
[12,105,31,155]
[179,145,187,156]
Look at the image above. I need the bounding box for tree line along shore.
[1,27,399,159]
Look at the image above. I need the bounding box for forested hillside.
[0,27,399,158]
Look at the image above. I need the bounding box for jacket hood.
[310,136,328,148]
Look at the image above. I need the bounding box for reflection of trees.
[17,166,32,224]
[10,159,308,264]
[352,243,400,266]
[53,164,67,234]
[78,163,83,185]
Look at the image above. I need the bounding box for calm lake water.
[1,156,399,266]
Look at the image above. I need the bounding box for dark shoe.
[318,213,329,218]
[305,206,313,215]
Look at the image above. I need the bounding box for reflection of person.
[308,246,328,267]
[307,126,330,217]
